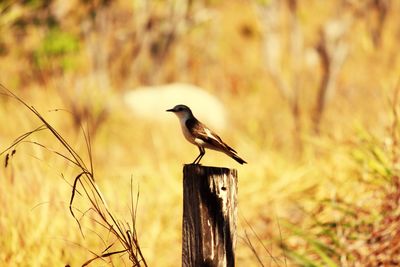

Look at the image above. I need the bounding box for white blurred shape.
[123,83,226,130]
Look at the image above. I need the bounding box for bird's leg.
[197,147,205,163]
[192,147,202,164]
[192,154,201,164]
[196,147,206,164]
[193,146,205,164]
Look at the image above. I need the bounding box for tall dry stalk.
[0,84,147,267]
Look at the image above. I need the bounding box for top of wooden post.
[183,164,237,175]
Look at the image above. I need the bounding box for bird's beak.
[166,108,174,112]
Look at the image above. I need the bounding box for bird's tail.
[229,152,247,165]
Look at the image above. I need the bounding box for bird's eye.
[177,107,183,111]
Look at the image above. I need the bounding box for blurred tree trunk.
[312,19,349,134]
[125,0,200,86]
[259,0,350,140]
[343,0,390,47]
[370,0,390,47]
[258,0,304,154]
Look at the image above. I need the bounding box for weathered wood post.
[182,164,238,267]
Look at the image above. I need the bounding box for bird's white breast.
[180,118,196,144]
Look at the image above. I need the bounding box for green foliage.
[24,0,51,9]
[33,28,79,71]
[351,127,393,182]
[280,123,399,266]
[0,3,23,26]
[41,29,79,55]
[283,221,339,267]
[255,0,272,6]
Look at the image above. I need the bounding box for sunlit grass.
[2,82,395,266]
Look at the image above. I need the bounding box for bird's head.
[166,104,193,120]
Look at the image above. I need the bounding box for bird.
[166,104,247,165]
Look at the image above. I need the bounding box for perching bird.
[166,104,247,164]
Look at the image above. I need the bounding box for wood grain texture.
[182,164,237,267]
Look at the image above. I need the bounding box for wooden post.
[182,164,238,267]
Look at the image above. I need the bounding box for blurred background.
[1,0,400,266]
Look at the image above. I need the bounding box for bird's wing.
[186,118,237,153]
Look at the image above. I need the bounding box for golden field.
[1,0,400,266]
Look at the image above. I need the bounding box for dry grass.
[1,85,147,266]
